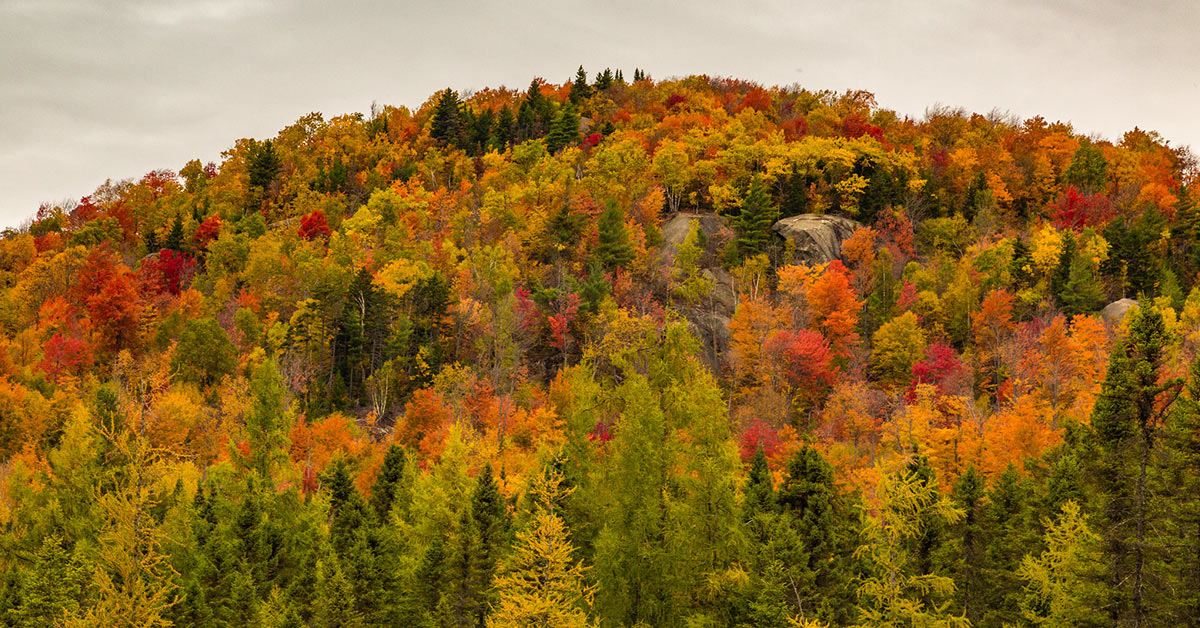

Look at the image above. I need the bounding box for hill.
[1,68,1199,627]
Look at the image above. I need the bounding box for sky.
[2,0,1198,229]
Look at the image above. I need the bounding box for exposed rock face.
[687,311,732,375]
[657,212,737,375]
[660,213,729,263]
[1102,298,1138,325]
[773,214,863,266]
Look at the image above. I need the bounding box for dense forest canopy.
[2,67,1200,627]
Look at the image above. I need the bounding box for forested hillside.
[2,67,1200,627]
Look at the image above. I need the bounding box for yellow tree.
[487,464,594,628]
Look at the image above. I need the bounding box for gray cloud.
[2,0,1198,227]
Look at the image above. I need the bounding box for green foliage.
[595,200,634,271]
[172,317,236,386]
[733,175,779,259]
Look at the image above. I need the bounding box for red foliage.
[738,87,773,113]
[298,210,331,240]
[582,132,603,148]
[665,93,687,110]
[841,114,884,141]
[895,280,919,313]
[514,287,542,333]
[38,333,92,382]
[739,419,780,462]
[767,329,837,391]
[193,215,222,249]
[909,342,968,400]
[85,271,142,352]
[781,116,808,141]
[69,196,101,227]
[140,249,195,296]
[1050,185,1116,230]
[548,293,581,351]
[139,169,177,197]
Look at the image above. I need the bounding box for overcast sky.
[2,0,1197,229]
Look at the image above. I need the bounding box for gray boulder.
[773,214,863,266]
[1101,298,1138,325]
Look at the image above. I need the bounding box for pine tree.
[734,175,779,259]
[594,68,613,91]
[313,555,363,628]
[370,444,409,522]
[1090,305,1182,627]
[430,88,464,145]
[490,106,515,151]
[595,200,634,271]
[546,104,580,154]
[164,214,185,252]
[979,465,1037,628]
[570,66,592,105]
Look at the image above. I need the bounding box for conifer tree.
[470,463,510,628]
[546,104,580,154]
[164,214,185,252]
[852,466,968,628]
[570,66,592,105]
[734,175,779,259]
[431,88,464,145]
[1156,355,1200,624]
[1016,501,1107,627]
[488,465,594,628]
[370,444,409,522]
[1090,305,1182,627]
[595,200,634,270]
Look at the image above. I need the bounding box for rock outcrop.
[773,214,863,266]
[1101,298,1138,325]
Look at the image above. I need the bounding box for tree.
[1016,501,1107,628]
[734,175,779,259]
[595,200,634,271]
[370,444,409,522]
[171,317,235,386]
[1156,355,1200,625]
[245,359,289,478]
[546,104,581,154]
[569,66,592,105]
[431,88,464,145]
[1090,305,1181,627]
[871,312,927,390]
[852,466,968,628]
[488,465,594,628]
[299,210,331,240]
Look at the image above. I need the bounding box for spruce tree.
[569,66,591,105]
[1090,305,1181,627]
[596,200,634,270]
[948,466,986,625]
[430,88,464,145]
[1156,356,1200,624]
[370,444,408,522]
[164,214,185,252]
[734,175,779,259]
[545,104,580,154]
[470,463,510,628]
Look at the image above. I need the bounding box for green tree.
[1156,355,1200,625]
[595,200,634,271]
[546,104,581,154]
[852,466,968,628]
[1064,141,1109,193]
[487,465,594,628]
[431,88,464,145]
[733,175,779,259]
[172,317,236,386]
[1016,501,1107,628]
[1090,305,1181,627]
[569,66,592,105]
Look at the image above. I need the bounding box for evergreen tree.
[430,88,464,145]
[595,200,634,270]
[1156,356,1200,625]
[164,214,185,252]
[370,444,409,522]
[246,138,282,192]
[470,463,510,628]
[733,175,779,259]
[979,465,1037,628]
[490,106,515,150]
[546,104,580,154]
[947,466,985,625]
[594,68,613,91]
[1065,140,1110,193]
[570,66,592,105]
[1090,305,1181,627]
[246,359,289,478]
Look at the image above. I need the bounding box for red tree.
[298,210,331,240]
